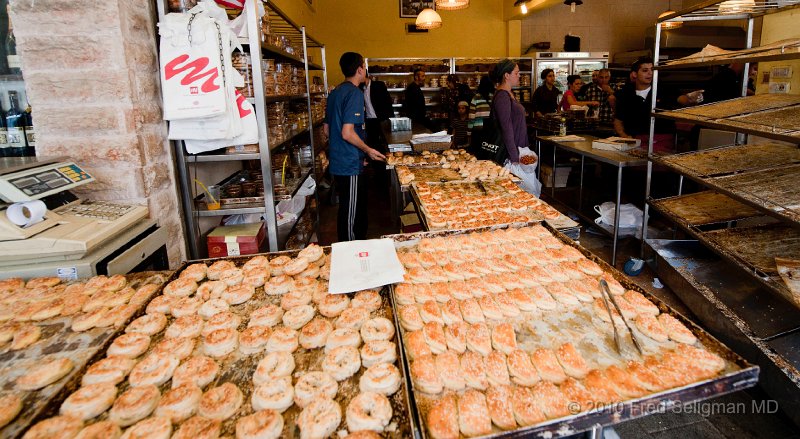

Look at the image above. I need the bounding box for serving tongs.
[599,279,644,356]
[475,180,488,195]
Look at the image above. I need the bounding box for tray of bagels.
[0,272,168,438]
[385,222,759,439]
[19,246,416,439]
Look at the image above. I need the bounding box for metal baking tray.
[31,250,416,438]
[3,272,169,438]
[383,223,759,439]
[408,180,578,233]
[649,199,800,309]
[648,191,765,228]
[654,143,800,179]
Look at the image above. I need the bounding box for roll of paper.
[6,200,47,227]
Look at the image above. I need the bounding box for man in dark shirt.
[613,57,700,153]
[403,68,432,129]
[362,74,394,153]
[323,52,386,241]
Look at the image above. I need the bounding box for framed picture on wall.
[400,0,435,18]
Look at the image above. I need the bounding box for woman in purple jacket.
[490,59,528,164]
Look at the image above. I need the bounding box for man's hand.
[367,148,387,162]
[600,84,614,95]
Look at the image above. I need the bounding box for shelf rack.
[641,1,800,421]
[158,0,327,258]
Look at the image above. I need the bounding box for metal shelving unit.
[452,57,534,104]
[159,0,327,258]
[641,0,800,425]
[364,57,452,118]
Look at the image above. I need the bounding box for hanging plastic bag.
[183,90,258,153]
[229,0,264,38]
[505,147,541,197]
[159,0,242,121]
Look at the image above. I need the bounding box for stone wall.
[9,0,186,267]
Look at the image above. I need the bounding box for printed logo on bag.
[190,86,199,95]
[481,141,499,152]
[164,54,220,93]
[235,91,252,118]
[358,252,369,258]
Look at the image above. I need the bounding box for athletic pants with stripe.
[334,174,368,242]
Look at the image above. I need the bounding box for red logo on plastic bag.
[164,54,220,93]
[358,252,369,258]
[235,91,252,118]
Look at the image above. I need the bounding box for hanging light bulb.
[659,11,683,29]
[436,0,469,11]
[514,0,529,14]
[416,8,442,30]
[564,0,583,13]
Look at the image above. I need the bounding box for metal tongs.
[599,279,644,356]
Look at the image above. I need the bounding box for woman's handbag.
[476,90,512,165]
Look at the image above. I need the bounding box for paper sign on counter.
[328,238,406,294]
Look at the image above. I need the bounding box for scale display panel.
[0,161,94,203]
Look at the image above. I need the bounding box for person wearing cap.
[451,100,470,147]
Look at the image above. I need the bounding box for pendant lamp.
[564,0,582,13]
[416,8,442,29]
[436,0,469,11]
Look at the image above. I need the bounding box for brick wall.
[9,0,186,267]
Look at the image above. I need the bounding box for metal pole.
[613,165,622,267]
[641,16,663,258]
[578,155,585,212]
[252,0,278,250]
[738,16,754,145]
[302,27,321,246]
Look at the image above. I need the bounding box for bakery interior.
[0,0,799,437]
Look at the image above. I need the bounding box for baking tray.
[648,191,765,227]
[647,199,800,309]
[383,223,759,439]
[654,96,800,143]
[31,250,416,438]
[654,143,800,179]
[707,163,800,224]
[2,272,169,438]
[409,180,578,232]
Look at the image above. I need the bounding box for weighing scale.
[0,157,168,279]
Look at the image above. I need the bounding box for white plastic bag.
[159,0,242,122]
[594,202,643,237]
[229,0,264,38]
[505,148,541,197]
[181,91,258,153]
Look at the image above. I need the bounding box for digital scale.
[0,157,169,279]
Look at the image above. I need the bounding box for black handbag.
[475,90,512,165]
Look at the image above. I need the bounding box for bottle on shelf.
[23,100,34,156]
[6,90,26,156]
[0,101,7,157]
[6,5,20,75]
[558,116,567,136]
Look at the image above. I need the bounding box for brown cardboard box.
[207,222,265,258]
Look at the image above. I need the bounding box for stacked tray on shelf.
[655,95,800,142]
[659,38,800,68]
[396,161,514,188]
[653,143,800,224]
[386,149,476,169]
[649,191,764,227]
[410,179,576,231]
[386,223,758,438]
[0,273,168,437]
[24,247,415,439]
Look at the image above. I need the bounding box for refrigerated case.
[534,52,609,88]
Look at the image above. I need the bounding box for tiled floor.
[317,169,800,438]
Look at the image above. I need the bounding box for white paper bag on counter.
[328,239,406,294]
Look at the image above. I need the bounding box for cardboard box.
[207,222,265,258]
[541,165,571,188]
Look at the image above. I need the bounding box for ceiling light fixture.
[416,8,442,30]
[564,0,582,13]
[514,0,528,14]
[436,0,469,11]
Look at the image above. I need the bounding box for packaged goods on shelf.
[207,222,265,257]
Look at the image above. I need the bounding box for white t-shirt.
[635,87,651,99]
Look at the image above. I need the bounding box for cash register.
[0,157,168,279]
